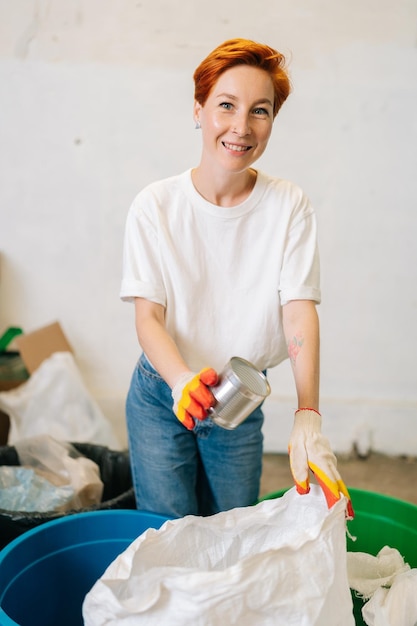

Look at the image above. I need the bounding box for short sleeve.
[278,193,321,306]
[120,196,167,305]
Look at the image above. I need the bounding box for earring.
[195,120,201,130]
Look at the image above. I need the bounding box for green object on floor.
[260,487,417,625]
[0,328,23,352]
[0,327,28,391]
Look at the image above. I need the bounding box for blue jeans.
[126,353,264,517]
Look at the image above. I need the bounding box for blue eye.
[220,102,233,110]
[253,107,269,116]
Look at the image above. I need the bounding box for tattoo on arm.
[287,333,304,366]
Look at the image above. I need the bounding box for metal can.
[209,357,271,430]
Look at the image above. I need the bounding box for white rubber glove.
[288,408,354,517]
[171,368,218,430]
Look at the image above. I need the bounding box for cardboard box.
[0,321,73,445]
[15,321,73,375]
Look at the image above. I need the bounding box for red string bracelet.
[296,407,321,416]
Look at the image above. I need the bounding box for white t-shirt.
[120,169,320,373]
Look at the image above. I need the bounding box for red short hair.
[193,38,291,118]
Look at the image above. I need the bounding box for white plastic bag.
[83,485,354,626]
[0,435,103,512]
[0,351,120,448]
[15,434,104,510]
[348,547,417,626]
[347,546,410,600]
[361,569,417,626]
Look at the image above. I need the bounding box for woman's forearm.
[134,297,191,388]
[282,299,320,411]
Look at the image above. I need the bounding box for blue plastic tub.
[0,509,172,626]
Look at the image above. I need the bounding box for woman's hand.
[288,408,354,517]
[171,369,218,429]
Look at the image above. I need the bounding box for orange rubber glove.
[288,408,354,518]
[171,368,218,430]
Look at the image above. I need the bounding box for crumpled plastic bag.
[0,435,104,512]
[83,485,354,626]
[361,569,417,626]
[347,546,410,600]
[0,466,74,511]
[348,547,417,626]
[0,351,120,448]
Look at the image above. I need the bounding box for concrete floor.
[260,451,417,505]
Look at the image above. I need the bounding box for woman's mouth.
[222,142,252,153]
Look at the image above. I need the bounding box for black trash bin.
[0,442,136,549]
[0,350,29,446]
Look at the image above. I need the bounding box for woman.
[121,38,353,518]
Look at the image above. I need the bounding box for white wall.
[1,0,416,453]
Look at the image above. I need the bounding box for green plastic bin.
[261,487,417,625]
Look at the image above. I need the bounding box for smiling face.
[194,65,275,175]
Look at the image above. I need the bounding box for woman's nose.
[232,114,250,136]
